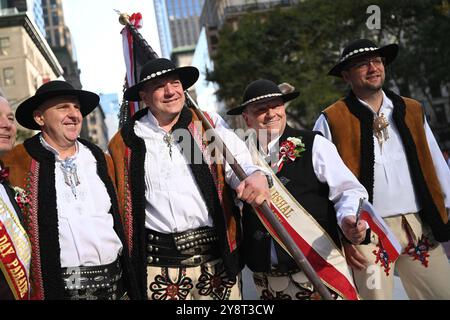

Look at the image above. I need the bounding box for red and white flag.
[121,12,143,117]
[359,200,402,263]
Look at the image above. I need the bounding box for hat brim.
[16,89,100,130]
[328,43,399,77]
[227,91,299,115]
[123,66,200,101]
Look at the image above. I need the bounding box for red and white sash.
[247,138,359,300]
[0,197,31,300]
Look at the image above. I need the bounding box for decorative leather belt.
[61,257,123,300]
[268,267,301,277]
[146,227,220,267]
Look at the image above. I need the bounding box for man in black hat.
[228,79,369,300]
[314,39,450,299]
[108,58,270,300]
[0,96,31,300]
[1,80,138,300]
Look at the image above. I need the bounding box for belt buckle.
[180,244,213,255]
[180,254,213,266]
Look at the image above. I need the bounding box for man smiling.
[314,39,450,299]
[1,81,138,300]
[109,58,270,300]
[0,96,31,300]
[227,79,368,300]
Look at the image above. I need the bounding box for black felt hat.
[16,80,99,130]
[227,79,299,115]
[328,39,398,77]
[123,58,199,101]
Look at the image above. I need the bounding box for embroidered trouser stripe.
[351,213,450,299]
[146,258,242,300]
[252,271,340,300]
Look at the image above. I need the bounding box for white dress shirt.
[313,90,450,219]
[40,137,123,268]
[264,133,368,228]
[134,109,262,234]
[261,132,368,264]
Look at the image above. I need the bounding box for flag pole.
[118,12,333,300]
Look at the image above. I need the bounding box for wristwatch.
[264,173,274,188]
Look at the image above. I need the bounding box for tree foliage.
[207,0,450,129]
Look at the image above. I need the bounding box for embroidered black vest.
[118,107,244,291]
[19,135,138,299]
[243,126,340,273]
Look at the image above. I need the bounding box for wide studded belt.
[146,227,221,267]
[267,267,301,277]
[61,257,123,300]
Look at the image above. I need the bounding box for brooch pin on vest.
[373,113,389,152]
[163,131,174,159]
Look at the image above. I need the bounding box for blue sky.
[61,0,161,98]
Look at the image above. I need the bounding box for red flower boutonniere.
[13,186,31,212]
[276,137,306,172]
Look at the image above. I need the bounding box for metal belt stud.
[147,234,159,241]
[146,245,160,253]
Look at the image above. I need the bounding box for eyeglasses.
[348,57,385,71]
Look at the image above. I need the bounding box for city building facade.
[1,0,46,36]
[99,93,120,140]
[200,0,297,57]
[84,102,109,151]
[42,0,108,146]
[154,0,204,64]
[0,11,62,142]
[41,0,79,87]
